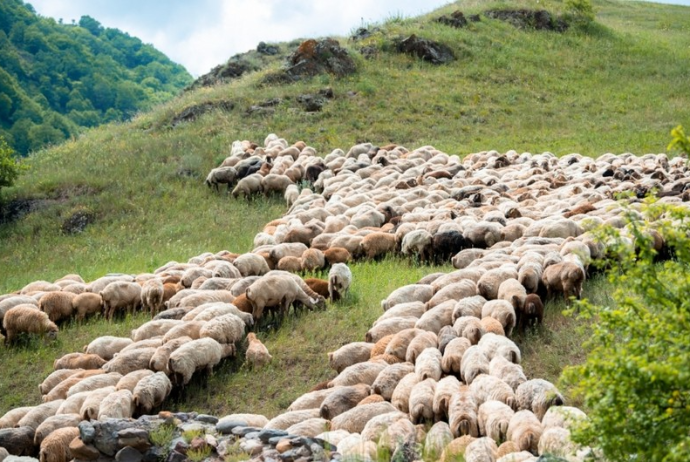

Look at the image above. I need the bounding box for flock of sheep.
[1,131,688,462]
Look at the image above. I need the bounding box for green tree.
[0,135,25,195]
[78,15,102,36]
[562,200,690,462]
[667,125,690,156]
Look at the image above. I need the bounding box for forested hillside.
[0,0,193,155]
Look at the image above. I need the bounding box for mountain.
[0,0,193,155]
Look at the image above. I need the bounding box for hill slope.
[0,0,689,416]
[0,0,192,155]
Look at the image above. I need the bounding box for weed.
[187,445,212,462]
[149,423,177,461]
[181,428,205,444]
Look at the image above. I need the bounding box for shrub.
[668,124,690,157]
[562,200,690,461]
[0,135,26,196]
[565,0,595,26]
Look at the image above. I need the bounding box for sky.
[28,0,690,77]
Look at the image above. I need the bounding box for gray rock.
[195,415,218,425]
[258,429,288,444]
[231,426,262,437]
[311,443,326,462]
[279,446,311,461]
[239,439,263,456]
[244,432,260,440]
[268,435,297,446]
[215,420,246,435]
[115,447,143,462]
[142,447,167,462]
[117,428,150,452]
[165,450,186,462]
[93,420,139,456]
[79,421,96,444]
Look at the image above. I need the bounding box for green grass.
[0,0,688,417]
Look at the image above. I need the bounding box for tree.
[78,15,102,36]
[0,135,25,195]
[562,200,690,462]
[667,125,690,157]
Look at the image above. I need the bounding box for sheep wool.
[39,426,79,462]
[328,342,374,373]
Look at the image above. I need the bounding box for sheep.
[497,278,527,312]
[470,374,517,409]
[508,410,543,454]
[53,353,105,370]
[233,253,270,277]
[451,295,487,325]
[149,337,192,373]
[405,331,438,363]
[537,427,580,459]
[39,426,79,462]
[433,375,462,422]
[424,421,454,461]
[34,414,81,446]
[391,372,420,413]
[516,379,565,421]
[360,232,397,260]
[301,249,326,272]
[330,401,398,433]
[442,336,471,375]
[461,345,491,386]
[38,369,84,396]
[384,328,426,360]
[452,248,486,269]
[323,247,352,265]
[480,316,506,336]
[370,334,395,358]
[440,435,477,462]
[401,229,433,262]
[231,173,263,198]
[100,281,141,320]
[541,406,587,430]
[288,388,342,412]
[168,337,235,386]
[477,267,519,301]
[328,263,352,301]
[205,166,237,192]
[131,319,182,342]
[246,275,324,320]
[327,360,387,388]
[116,369,155,392]
[132,372,173,415]
[191,303,253,326]
[541,261,586,301]
[276,256,302,272]
[102,348,157,375]
[453,316,486,345]
[415,301,455,334]
[177,290,235,309]
[517,294,544,332]
[245,332,272,367]
[371,362,415,400]
[285,418,331,438]
[437,325,458,354]
[490,356,527,391]
[0,296,38,333]
[481,300,517,337]
[360,410,410,443]
[18,400,64,430]
[195,313,241,345]
[336,434,378,461]
[409,377,437,424]
[478,333,522,364]
[358,394,385,406]
[21,280,60,294]
[365,317,418,343]
[328,342,374,373]
[449,385,479,437]
[3,306,58,345]
[464,437,499,462]
[0,407,34,429]
[320,384,372,419]
[263,409,321,431]
[284,184,299,206]
[86,275,134,294]
[0,447,8,462]
[497,443,531,461]
[415,347,443,381]
[38,292,76,323]
[83,336,133,360]
[66,372,122,397]
[141,278,165,316]
[427,280,478,310]
[97,389,134,420]
[119,338,163,353]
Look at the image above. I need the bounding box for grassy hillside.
[0,0,688,416]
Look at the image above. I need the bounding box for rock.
[278,446,311,461]
[195,415,218,425]
[257,42,280,55]
[231,426,262,437]
[142,447,167,462]
[3,457,39,462]
[269,435,297,446]
[244,432,260,440]
[115,447,143,462]
[239,439,263,456]
[261,449,281,462]
[359,46,378,60]
[311,443,326,462]
[62,209,94,235]
[436,11,469,28]
[171,101,234,127]
[69,438,101,461]
[172,441,188,455]
[396,35,455,65]
[215,420,246,435]
[275,439,292,453]
[258,429,288,444]
[319,88,334,99]
[0,428,36,458]
[117,428,151,452]
[484,8,568,32]
[79,421,96,444]
[165,450,186,462]
[297,94,325,112]
[283,38,357,81]
[204,434,217,448]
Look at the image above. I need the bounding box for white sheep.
[415,347,443,381]
[97,389,134,420]
[448,385,479,438]
[469,374,517,409]
[328,263,352,301]
[133,371,173,414]
[168,337,235,385]
[83,336,133,361]
[478,400,515,444]
[508,410,543,454]
[516,379,565,421]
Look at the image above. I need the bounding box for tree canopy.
[0,0,193,155]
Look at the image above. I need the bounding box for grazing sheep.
[479,333,522,364]
[33,414,81,446]
[100,281,142,320]
[482,300,517,337]
[66,372,122,397]
[330,401,398,433]
[21,281,60,294]
[246,275,324,320]
[264,409,321,431]
[365,317,418,343]
[391,372,420,413]
[327,360,387,388]
[415,300,455,334]
[38,292,76,323]
[39,426,79,462]
[277,256,302,273]
[97,389,134,420]
[149,337,192,373]
[405,331,438,363]
[177,290,235,309]
[508,410,543,454]
[233,253,270,277]
[3,306,58,345]
[381,284,434,311]
[336,434,378,461]
[168,338,235,386]
[328,342,374,373]
[102,348,157,375]
[427,280,478,310]
[541,406,587,430]
[0,407,34,429]
[288,388,342,412]
[53,353,105,370]
[437,325,458,354]
[384,328,425,360]
[541,261,585,301]
[433,375,462,422]
[0,296,38,334]
[409,377,437,424]
[478,267,519,301]
[18,400,64,430]
[245,332,272,367]
[360,232,397,259]
[231,173,263,198]
[516,379,565,421]
[323,247,352,265]
[141,279,165,316]
[328,263,352,301]
[415,348,443,381]
[370,334,394,358]
[84,336,133,361]
[285,418,331,438]
[133,372,173,415]
[119,338,163,353]
[371,362,415,400]
[480,316,506,336]
[461,345,491,386]
[301,249,326,272]
[442,336,472,375]
[197,314,243,344]
[424,421,454,461]
[490,356,527,391]
[470,374,517,409]
[320,384,372,419]
[377,301,426,325]
[360,411,410,443]
[205,166,237,192]
[449,385,479,437]
[454,316,485,345]
[131,319,182,342]
[537,427,580,459]
[453,295,487,322]
[517,294,544,332]
[38,369,84,396]
[497,278,527,313]
[465,437,499,462]
[116,369,155,392]
[401,229,433,262]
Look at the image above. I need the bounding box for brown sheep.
[39,426,79,462]
[246,332,272,367]
[301,248,326,272]
[277,256,303,273]
[370,334,395,358]
[3,306,58,345]
[304,278,330,299]
[246,275,324,320]
[38,292,76,323]
[141,278,165,316]
[232,293,253,314]
[71,293,103,321]
[518,294,544,332]
[53,353,106,370]
[542,261,585,301]
[360,232,396,260]
[323,247,352,265]
[100,281,142,320]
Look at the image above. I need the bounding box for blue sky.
[28,0,690,77]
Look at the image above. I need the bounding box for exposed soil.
[484,8,569,32]
[171,100,235,127]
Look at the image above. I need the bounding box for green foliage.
[181,429,205,444]
[668,125,690,157]
[562,201,690,461]
[0,134,26,194]
[565,0,596,26]
[0,0,192,155]
[149,422,176,460]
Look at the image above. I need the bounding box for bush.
[0,135,26,195]
[668,124,690,157]
[562,200,690,461]
[565,0,595,26]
